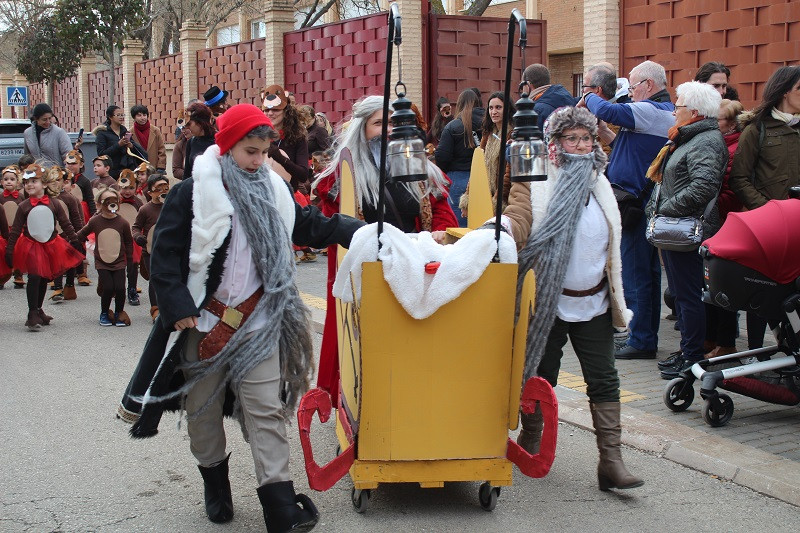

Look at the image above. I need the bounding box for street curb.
[554,386,800,507]
[309,314,800,507]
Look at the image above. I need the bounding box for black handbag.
[612,183,650,230]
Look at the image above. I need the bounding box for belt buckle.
[221,307,244,329]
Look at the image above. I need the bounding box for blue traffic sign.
[6,86,28,107]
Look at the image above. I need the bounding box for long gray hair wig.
[312,95,450,208]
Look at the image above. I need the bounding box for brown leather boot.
[25,310,43,331]
[516,403,543,455]
[62,285,77,300]
[37,308,53,325]
[590,402,644,491]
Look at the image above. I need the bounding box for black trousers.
[98,268,126,315]
[25,275,48,311]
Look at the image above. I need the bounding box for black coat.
[183,135,216,180]
[434,108,484,173]
[94,124,147,178]
[121,166,363,438]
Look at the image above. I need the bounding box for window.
[216,24,240,46]
[251,19,265,39]
[572,73,583,97]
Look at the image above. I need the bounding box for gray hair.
[313,95,449,209]
[676,81,722,117]
[543,106,607,171]
[630,60,667,89]
[587,65,617,100]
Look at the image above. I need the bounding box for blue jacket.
[534,85,576,129]
[584,91,675,197]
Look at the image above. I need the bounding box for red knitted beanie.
[215,104,274,155]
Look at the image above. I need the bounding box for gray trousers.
[182,328,290,486]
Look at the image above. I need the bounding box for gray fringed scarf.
[517,152,597,381]
[151,154,314,429]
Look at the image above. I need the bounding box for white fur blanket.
[333,224,517,320]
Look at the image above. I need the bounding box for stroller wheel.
[702,393,734,427]
[351,487,370,513]
[663,377,694,412]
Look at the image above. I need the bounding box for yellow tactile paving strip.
[300,292,327,311]
[301,292,644,403]
[558,370,646,403]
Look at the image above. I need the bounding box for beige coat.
[504,170,632,329]
[131,124,167,170]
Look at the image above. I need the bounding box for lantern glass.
[387,137,427,182]
[509,138,548,181]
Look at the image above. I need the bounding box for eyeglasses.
[628,80,647,93]
[674,105,688,109]
[561,134,595,146]
[581,85,598,89]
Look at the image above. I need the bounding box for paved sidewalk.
[299,284,800,507]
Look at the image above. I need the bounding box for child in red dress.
[48,167,85,301]
[64,151,94,286]
[5,164,84,330]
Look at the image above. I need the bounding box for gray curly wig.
[543,106,608,172]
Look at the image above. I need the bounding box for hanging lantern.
[386,88,427,183]
[508,92,547,182]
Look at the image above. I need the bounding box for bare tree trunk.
[46,82,54,108]
[159,26,172,56]
[465,0,493,16]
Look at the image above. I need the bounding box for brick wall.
[135,54,183,135]
[28,82,46,114]
[284,13,388,125]
[196,38,266,108]
[429,15,546,120]
[549,52,584,95]
[52,75,81,132]
[88,67,124,129]
[539,0,582,53]
[621,0,800,110]
[482,1,526,19]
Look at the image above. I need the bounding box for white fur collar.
[186,144,296,306]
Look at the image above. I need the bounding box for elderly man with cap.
[118,103,363,532]
[23,103,73,166]
[203,86,230,117]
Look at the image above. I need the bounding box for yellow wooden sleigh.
[297,149,557,512]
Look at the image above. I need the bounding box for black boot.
[257,481,319,533]
[197,453,234,523]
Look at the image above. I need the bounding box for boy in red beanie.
[119,103,363,532]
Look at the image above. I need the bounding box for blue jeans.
[620,216,661,351]
[447,170,470,227]
[662,249,705,359]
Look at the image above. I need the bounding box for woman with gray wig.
[504,106,643,491]
[311,94,457,406]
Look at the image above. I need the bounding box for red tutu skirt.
[80,201,90,225]
[293,191,311,252]
[133,240,142,264]
[13,234,85,279]
[0,236,11,279]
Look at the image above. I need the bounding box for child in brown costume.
[48,167,85,301]
[76,187,133,326]
[117,169,144,306]
[132,173,168,321]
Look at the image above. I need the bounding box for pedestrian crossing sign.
[6,86,28,107]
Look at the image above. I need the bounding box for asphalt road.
[2,266,798,532]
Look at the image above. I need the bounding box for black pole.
[494,9,527,255]
[378,4,402,253]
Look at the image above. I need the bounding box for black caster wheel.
[663,377,694,412]
[351,487,370,513]
[478,482,500,511]
[702,393,734,427]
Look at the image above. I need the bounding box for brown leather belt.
[562,277,607,298]
[198,287,264,360]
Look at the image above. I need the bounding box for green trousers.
[536,311,620,404]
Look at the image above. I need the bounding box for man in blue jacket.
[523,64,576,129]
[579,60,675,359]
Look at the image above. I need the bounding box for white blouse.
[557,194,610,322]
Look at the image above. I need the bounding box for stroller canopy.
[704,199,800,285]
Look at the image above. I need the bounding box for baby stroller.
[663,196,800,427]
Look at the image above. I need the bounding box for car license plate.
[0,148,24,157]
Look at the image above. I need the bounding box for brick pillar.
[583,0,619,71]
[180,20,208,106]
[121,39,144,127]
[239,10,250,41]
[393,0,425,114]
[262,0,296,88]
[525,0,539,18]
[77,55,97,131]
[0,72,13,119]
